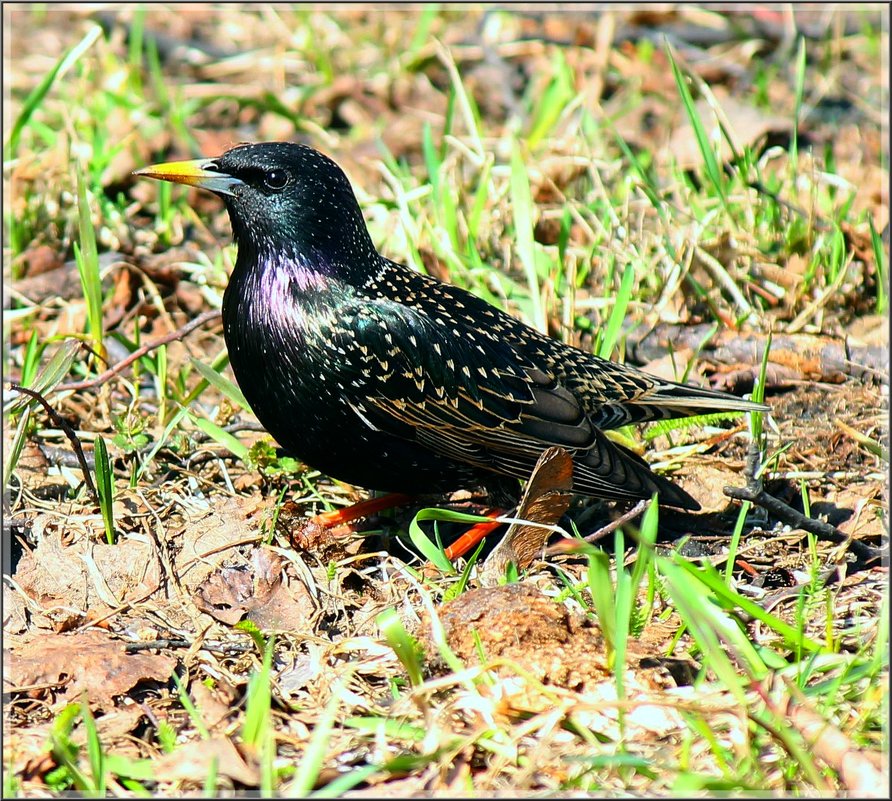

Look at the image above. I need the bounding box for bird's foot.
[286,493,413,553]
[293,493,506,562]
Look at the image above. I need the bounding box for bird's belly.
[226,340,478,493]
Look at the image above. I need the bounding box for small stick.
[544,498,649,556]
[579,498,650,545]
[56,309,222,393]
[723,484,884,563]
[8,384,98,502]
[124,638,253,655]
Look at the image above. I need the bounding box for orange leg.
[312,493,414,527]
[311,497,505,561]
[443,508,505,560]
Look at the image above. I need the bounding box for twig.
[580,498,650,545]
[124,638,253,655]
[57,309,222,393]
[723,484,884,563]
[8,384,98,502]
[80,340,110,368]
[545,498,649,556]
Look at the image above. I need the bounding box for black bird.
[136,142,768,511]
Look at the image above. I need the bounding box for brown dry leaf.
[194,566,254,626]
[190,678,237,731]
[151,736,259,787]
[675,460,750,513]
[175,495,267,594]
[194,546,317,631]
[12,527,160,629]
[826,486,885,541]
[4,629,176,711]
[481,447,573,584]
[11,253,122,305]
[640,349,696,382]
[3,585,29,634]
[9,242,64,278]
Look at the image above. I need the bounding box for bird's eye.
[263,169,290,191]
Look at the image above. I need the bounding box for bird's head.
[135,142,376,272]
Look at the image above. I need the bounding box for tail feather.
[572,429,701,510]
[596,381,769,429]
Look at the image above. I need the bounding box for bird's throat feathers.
[231,247,338,319]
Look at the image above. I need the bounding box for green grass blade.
[377,608,425,686]
[644,411,747,441]
[869,216,888,313]
[527,50,574,149]
[241,638,274,746]
[189,356,250,411]
[202,756,219,797]
[5,339,80,415]
[443,539,485,600]
[3,406,31,492]
[190,414,250,461]
[660,558,751,701]
[510,145,546,332]
[287,683,342,797]
[311,765,380,798]
[667,45,727,207]
[343,717,427,741]
[81,698,106,795]
[407,507,489,573]
[597,262,634,359]
[586,550,616,652]
[171,672,211,740]
[671,554,824,654]
[75,168,104,360]
[93,436,116,544]
[5,24,102,158]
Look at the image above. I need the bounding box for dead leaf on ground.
[175,495,267,594]
[481,447,574,584]
[3,585,29,634]
[190,678,238,731]
[194,546,317,631]
[4,629,176,711]
[12,526,160,630]
[675,459,750,513]
[151,736,259,787]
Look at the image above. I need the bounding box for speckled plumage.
[139,142,769,510]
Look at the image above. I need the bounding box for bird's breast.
[222,260,344,416]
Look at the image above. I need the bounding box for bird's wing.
[326,296,589,446]
[324,297,697,506]
[519,332,768,429]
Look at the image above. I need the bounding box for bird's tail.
[570,428,701,510]
[598,378,769,429]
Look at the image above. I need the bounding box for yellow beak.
[133,158,243,196]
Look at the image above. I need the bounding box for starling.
[136,142,768,512]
